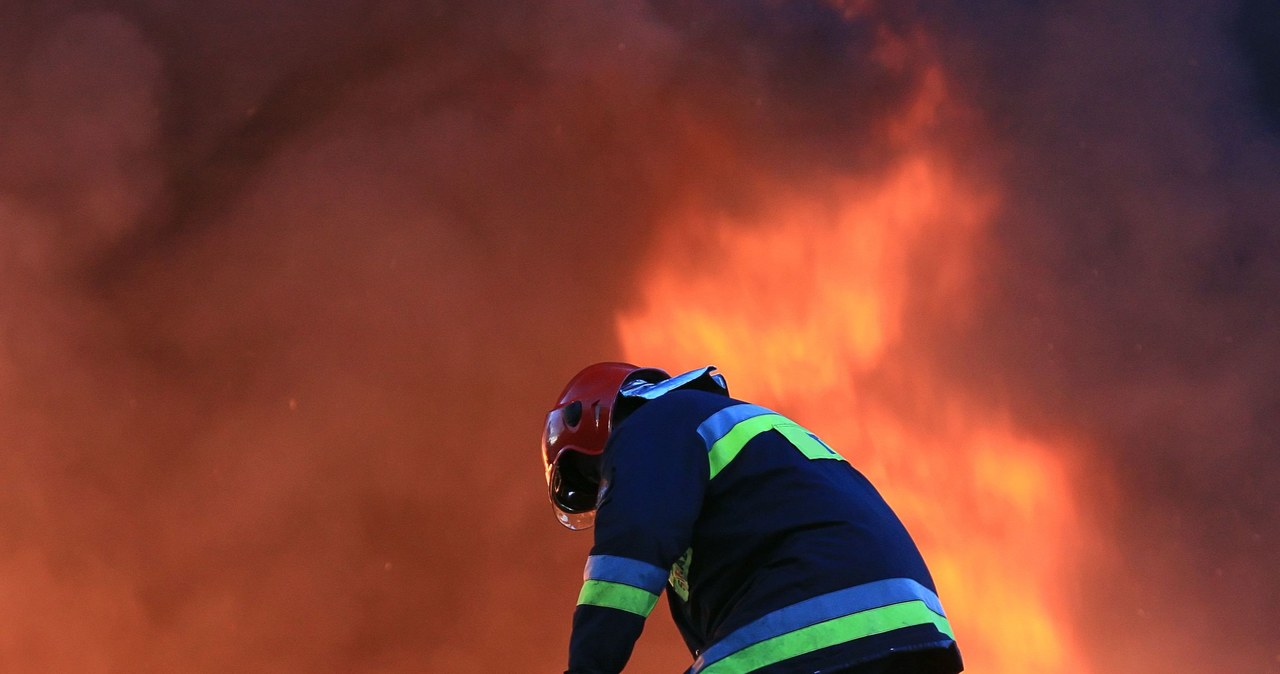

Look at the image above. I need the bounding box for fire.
[617,151,1094,672]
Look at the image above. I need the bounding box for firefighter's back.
[611,390,962,674]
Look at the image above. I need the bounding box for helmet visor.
[547,450,601,530]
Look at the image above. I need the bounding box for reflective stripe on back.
[689,578,952,674]
[696,404,844,479]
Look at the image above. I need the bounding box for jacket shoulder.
[618,389,741,433]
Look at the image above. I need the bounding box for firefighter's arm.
[565,592,653,674]
[565,399,709,673]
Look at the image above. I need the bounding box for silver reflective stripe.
[583,555,669,594]
[620,365,727,401]
[696,404,775,447]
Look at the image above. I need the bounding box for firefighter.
[541,362,964,674]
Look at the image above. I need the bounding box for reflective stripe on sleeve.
[690,578,952,674]
[577,555,667,617]
[577,580,661,617]
[583,555,670,594]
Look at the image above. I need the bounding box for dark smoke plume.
[0,1,1276,672]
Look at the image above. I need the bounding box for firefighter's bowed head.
[541,362,670,530]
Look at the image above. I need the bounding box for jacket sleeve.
[566,400,710,673]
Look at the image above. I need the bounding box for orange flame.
[617,150,1095,672]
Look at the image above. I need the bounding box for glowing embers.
[617,154,1092,673]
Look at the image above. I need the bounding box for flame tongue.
[617,151,1093,673]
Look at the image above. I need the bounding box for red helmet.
[542,362,668,529]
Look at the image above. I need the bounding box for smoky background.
[0,1,1276,672]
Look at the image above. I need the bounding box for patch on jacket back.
[669,547,692,601]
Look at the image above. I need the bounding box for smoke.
[0,1,928,671]
[0,2,657,671]
[922,2,1280,671]
[0,0,1276,672]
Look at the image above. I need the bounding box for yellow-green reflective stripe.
[707,415,844,479]
[577,579,660,617]
[772,422,843,461]
[707,413,788,479]
[699,601,952,674]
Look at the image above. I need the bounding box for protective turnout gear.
[553,365,962,674]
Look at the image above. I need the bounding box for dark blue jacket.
[567,389,962,674]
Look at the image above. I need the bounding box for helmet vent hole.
[563,401,583,428]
